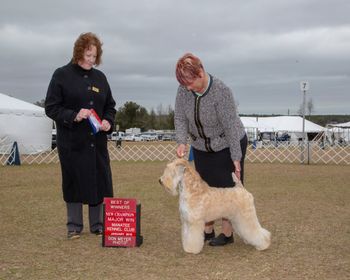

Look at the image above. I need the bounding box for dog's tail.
[232,172,244,188]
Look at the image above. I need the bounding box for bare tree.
[307,98,314,117]
[34,99,45,107]
[297,104,304,116]
[298,98,314,116]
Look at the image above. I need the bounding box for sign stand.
[102,198,143,247]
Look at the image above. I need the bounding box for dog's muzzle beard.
[159,176,179,196]
[159,177,172,194]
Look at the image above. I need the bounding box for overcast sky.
[1,0,349,115]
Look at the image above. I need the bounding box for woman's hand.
[233,160,241,181]
[176,144,187,158]
[101,120,111,132]
[74,108,92,122]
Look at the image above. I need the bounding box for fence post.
[307,141,310,165]
[300,139,305,164]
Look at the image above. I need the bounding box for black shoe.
[91,228,103,236]
[204,230,215,241]
[209,233,234,246]
[67,231,81,240]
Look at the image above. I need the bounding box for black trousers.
[193,134,248,187]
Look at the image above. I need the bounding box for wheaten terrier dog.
[159,158,271,254]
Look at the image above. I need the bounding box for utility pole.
[300,81,309,164]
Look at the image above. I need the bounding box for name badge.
[92,86,100,93]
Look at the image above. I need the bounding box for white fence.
[246,141,350,165]
[1,141,350,166]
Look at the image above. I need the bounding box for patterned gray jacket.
[175,74,246,161]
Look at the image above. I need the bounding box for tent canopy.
[241,117,259,129]
[241,116,324,133]
[0,93,45,116]
[0,93,52,154]
[328,121,350,128]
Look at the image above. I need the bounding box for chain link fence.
[1,141,350,166]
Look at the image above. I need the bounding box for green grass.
[0,162,349,280]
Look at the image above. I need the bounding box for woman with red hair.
[45,32,116,239]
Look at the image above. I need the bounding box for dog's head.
[159,158,188,196]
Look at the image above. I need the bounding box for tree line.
[34,99,349,129]
[34,99,175,131]
[115,101,174,131]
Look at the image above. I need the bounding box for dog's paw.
[255,228,271,251]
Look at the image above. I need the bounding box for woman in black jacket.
[45,32,116,239]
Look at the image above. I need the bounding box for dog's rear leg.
[230,203,271,251]
[181,221,205,254]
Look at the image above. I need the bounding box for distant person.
[174,53,247,246]
[45,32,116,239]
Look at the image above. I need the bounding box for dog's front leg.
[181,220,205,254]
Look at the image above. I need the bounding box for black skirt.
[192,135,247,188]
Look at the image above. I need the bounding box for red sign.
[103,198,142,247]
[104,198,137,212]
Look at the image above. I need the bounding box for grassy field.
[0,161,349,280]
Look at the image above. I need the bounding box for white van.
[111,131,125,141]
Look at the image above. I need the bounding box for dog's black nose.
[158,178,162,185]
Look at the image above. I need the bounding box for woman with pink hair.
[174,53,247,246]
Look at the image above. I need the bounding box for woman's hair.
[72,32,103,66]
[175,53,204,85]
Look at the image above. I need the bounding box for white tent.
[327,121,350,143]
[328,121,350,128]
[240,117,261,142]
[0,93,52,154]
[240,117,258,129]
[241,116,324,132]
[240,116,325,142]
[255,116,324,133]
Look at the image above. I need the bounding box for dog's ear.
[174,158,188,174]
[175,158,188,168]
[177,165,186,176]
